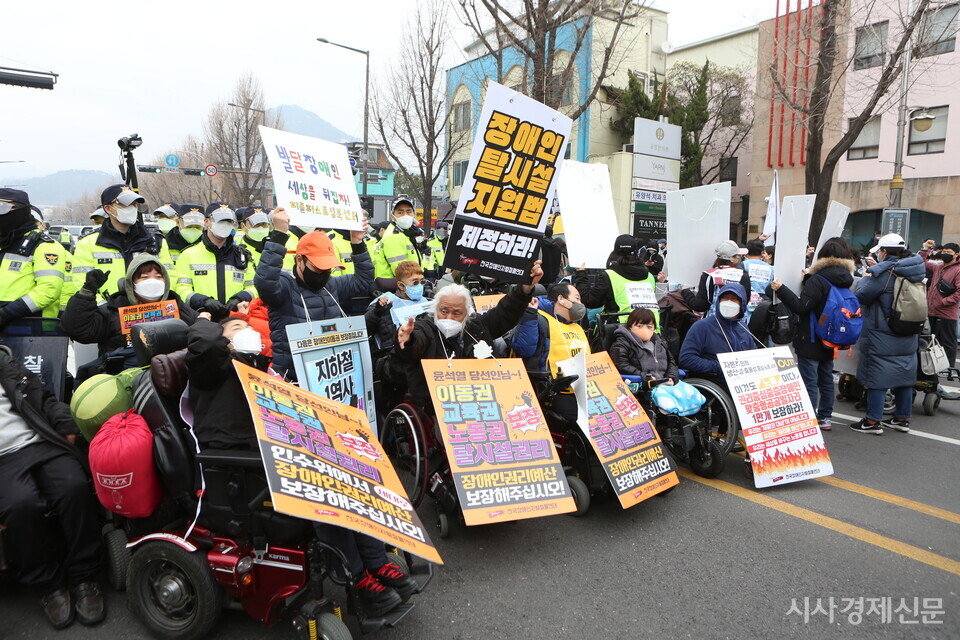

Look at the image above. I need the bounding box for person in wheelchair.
[62,253,201,378]
[184,317,417,616]
[510,282,590,423]
[679,282,756,385]
[610,307,678,384]
[0,346,104,629]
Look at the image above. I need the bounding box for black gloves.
[202,298,229,321]
[83,269,109,294]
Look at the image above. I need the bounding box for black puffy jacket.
[776,257,856,361]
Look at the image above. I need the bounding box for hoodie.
[678,282,756,380]
[573,261,650,312]
[776,257,856,361]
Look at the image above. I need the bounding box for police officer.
[174,203,256,319]
[163,203,205,262]
[374,196,424,278]
[0,189,66,328]
[73,185,173,296]
[153,202,179,237]
[327,229,356,277]
[236,207,295,270]
[88,208,105,227]
[32,211,77,314]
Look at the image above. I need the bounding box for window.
[509,82,525,95]
[550,74,573,105]
[917,3,959,57]
[719,157,738,186]
[908,105,948,155]
[360,170,381,184]
[720,95,742,127]
[451,101,471,132]
[847,116,881,160]
[854,21,888,69]
[365,148,379,163]
[452,160,469,187]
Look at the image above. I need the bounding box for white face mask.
[231,327,263,354]
[395,215,415,230]
[157,218,178,234]
[112,204,139,225]
[211,221,235,239]
[134,277,166,301]
[436,318,463,338]
[0,202,14,215]
[297,225,317,235]
[718,300,741,319]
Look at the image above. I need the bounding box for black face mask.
[298,260,331,291]
[943,254,955,264]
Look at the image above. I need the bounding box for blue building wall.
[352,170,395,197]
[446,18,594,163]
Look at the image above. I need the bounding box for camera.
[118,133,143,152]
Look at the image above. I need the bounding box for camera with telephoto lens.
[118,133,142,152]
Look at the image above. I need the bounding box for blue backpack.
[812,275,862,348]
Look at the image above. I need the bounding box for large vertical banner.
[423,358,576,524]
[286,317,377,436]
[442,81,573,284]
[233,362,442,564]
[555,161,620,269]
[718,347,833,488]
[259,125,364,231]
[665,182,732,288]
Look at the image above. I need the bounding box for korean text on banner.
[118,301,180,340]
[442,81,573,284]
[233,362,442,564]
[718,347,833,488]
[665,182,731,288]
[582,352,678,507]
[423,358,576,524]
[287,317,377,437]
[556,161,620,269]
[259,125,364,231]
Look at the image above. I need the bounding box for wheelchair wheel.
[689,441,724,479]
[104,526,131,591]
[437,513,451,539]
[923,392,940,416]
[686,378,739,455]
[382,404,429,509]
[565,475,591,517]
[293,611,352,640]
[127,541,223,640]
[385,551,410,575]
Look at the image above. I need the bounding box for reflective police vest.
[379,223,422,276]
[426,236,445,271]
[73,223,173,297]
[59,249,75,311]
[174,235,256,306]
[0,229,66,319]
[606,269,660,328]
[328,231,355,277]
[539,309,590,378]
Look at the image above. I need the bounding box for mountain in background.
[1,169,119,207]
[270,104,357,143]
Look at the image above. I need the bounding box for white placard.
[556,161,619,269]
[773,195,815,294]
[815,200,851,257]
[633,154,682,182]
[389,300,433,326]
[259,125,364,231]
[633,117,682,160]
[665,182,732,288]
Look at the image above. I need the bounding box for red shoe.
[356,570,402,617]
[374,563,418,602]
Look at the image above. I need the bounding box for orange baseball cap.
[296,231,345,270]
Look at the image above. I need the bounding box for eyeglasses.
[404,278,425,286]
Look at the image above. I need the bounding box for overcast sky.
[1,0,774,182]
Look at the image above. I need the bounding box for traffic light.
[137,165,162,174]
[183,168,204,176]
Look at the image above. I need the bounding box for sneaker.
[41,587,74,629]
[819,419,832,431]
[73,582,104,626]
[374,563,418,602]
[356,570,402,617]
[882,417,910,433]
[849,419,883,435]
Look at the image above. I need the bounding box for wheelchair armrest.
[196,449,264,468]
[527,370,551,380]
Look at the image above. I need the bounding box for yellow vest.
[539,309,590,377]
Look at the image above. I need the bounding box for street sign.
[632,177,679,192]
[164,154,180,168]
[163,167,178,174]
[633,154,681,183]
[633,201,666,215]
[633,117,682,160]
[881,207,910,239]
[204,164,218,177]
[349,157,357,168]
[633,212,667,243]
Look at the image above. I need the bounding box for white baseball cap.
[870,233,906,254]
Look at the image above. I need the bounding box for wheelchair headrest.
[132,318,189,366]
[375,277,398,293]
[151,348,189,398]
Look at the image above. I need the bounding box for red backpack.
[89,412,162,518]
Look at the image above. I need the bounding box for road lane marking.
[830,411,960,446]
[677,468,960,577]
[813,476,960,525]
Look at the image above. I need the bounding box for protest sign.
[473,294,505,313]
[774,195,815,294]
[718,347,833,488]
[575,352,678,507]
[665,182,731,288]
[117,300,180,340]
[423,358,576,525]
[388,300,432,327]
[233,362,442,564]
[443,81,572,283]
[556,161,620,269]
[815,200,851,257]
[287,317,377,436]
[259,125,363,231]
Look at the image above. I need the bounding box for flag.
[762,170,780,242]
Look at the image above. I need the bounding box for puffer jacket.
[573,261,649,312]
[924,257,960,320]
[609,325,678,381]
[855,253,926,389]
[776,257,857,361]
[255,230,374,380]
[679,282,756,381]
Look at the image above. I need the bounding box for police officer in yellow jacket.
[328,229,356,277]
[376,196,424,278]
[0,189,66,328]
[174,203,256,319]
[163,204,205,262]
[236,207,295,270]
[423,220,448,278]
[73,184,173,297]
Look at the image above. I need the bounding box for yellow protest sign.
[473,294,505,313]
[234,361,442,564]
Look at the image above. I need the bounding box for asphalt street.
[2,386,958,640]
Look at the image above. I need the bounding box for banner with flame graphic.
[719,347,833,488]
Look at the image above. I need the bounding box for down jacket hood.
[123,252,171,304]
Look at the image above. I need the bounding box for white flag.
[762,170,780,242]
